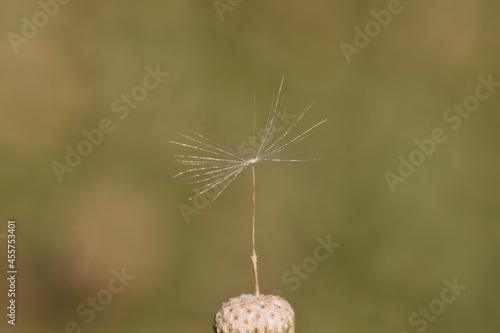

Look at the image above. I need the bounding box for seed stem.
[251,163,260,296]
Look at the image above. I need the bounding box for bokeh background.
[1,0,499,332]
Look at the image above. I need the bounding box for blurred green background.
[1,0,499,332]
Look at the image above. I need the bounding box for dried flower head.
[214,294,295,333]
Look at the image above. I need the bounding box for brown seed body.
[214,294,295,333]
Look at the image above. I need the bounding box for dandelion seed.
[171,78,326,298]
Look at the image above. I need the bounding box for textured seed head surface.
[214,294,295,333]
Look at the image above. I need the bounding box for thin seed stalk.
[251,163,260,296]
